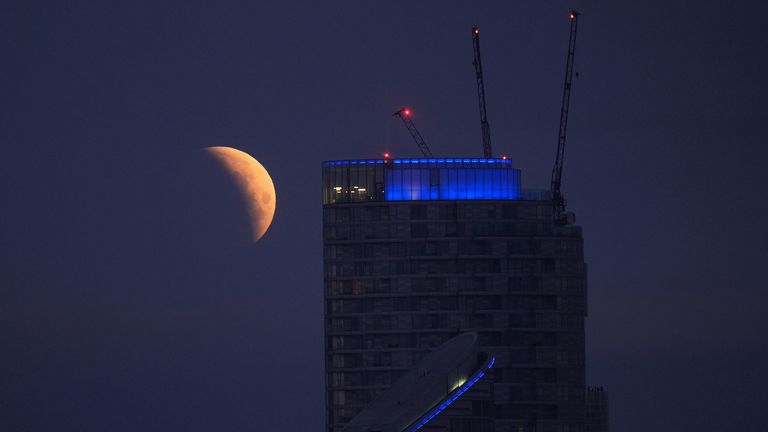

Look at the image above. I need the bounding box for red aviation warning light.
[392,107,433,157]
[473,27,479,35]
[384,152,390,159]
[569,11,577,20]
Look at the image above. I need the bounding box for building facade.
[323,158,588,432]
[585,387,609,432]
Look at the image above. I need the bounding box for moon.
[204,146,276,242]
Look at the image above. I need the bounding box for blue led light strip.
[406,356,496,432]
[322,158,512,165]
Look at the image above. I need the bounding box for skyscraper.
[585,387,609,432]
[323,158,588,432]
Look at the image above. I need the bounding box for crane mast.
[472,27,493,158]
[551,11,580,224]
[393,107,434,158]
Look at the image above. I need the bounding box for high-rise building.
[585,387,609,432]
[322,158,588,432]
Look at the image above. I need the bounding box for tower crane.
[393,107,434,158]
[471,27,493,158]
[551,11,580,224]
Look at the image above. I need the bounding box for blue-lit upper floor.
[322,158,523,204]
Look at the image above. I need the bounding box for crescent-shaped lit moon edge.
[204,146,276,242]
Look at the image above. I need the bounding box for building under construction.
[322,12,607,432]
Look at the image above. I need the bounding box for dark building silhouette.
[585,387,609,432]
[323,158,589,432]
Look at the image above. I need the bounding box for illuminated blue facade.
[322,158,521,204]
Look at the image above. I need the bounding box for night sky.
[2,1,767,431]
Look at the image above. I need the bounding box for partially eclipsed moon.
[204,146,276,242]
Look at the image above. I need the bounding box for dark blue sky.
[2,1,767,431]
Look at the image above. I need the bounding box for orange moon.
[204,146,276,242]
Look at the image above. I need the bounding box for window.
[411,223,428,237]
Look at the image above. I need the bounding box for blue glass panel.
[483,169,492,199]
[473,169,480,198]
[448,169,458,200]
[501,168,508,199]
[402,169,412,200]
[457,168,466,199]
[482,169,493,199]
[439,168,449,198]
[389,169,401,200]
[466,169,476,199]
[420,169,430,200]
[492,169,501,199]
[410,169,421,200]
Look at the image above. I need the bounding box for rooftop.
[322,157,524,204]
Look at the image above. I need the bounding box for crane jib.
[551,11,580,224]
[472,27,493,159]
